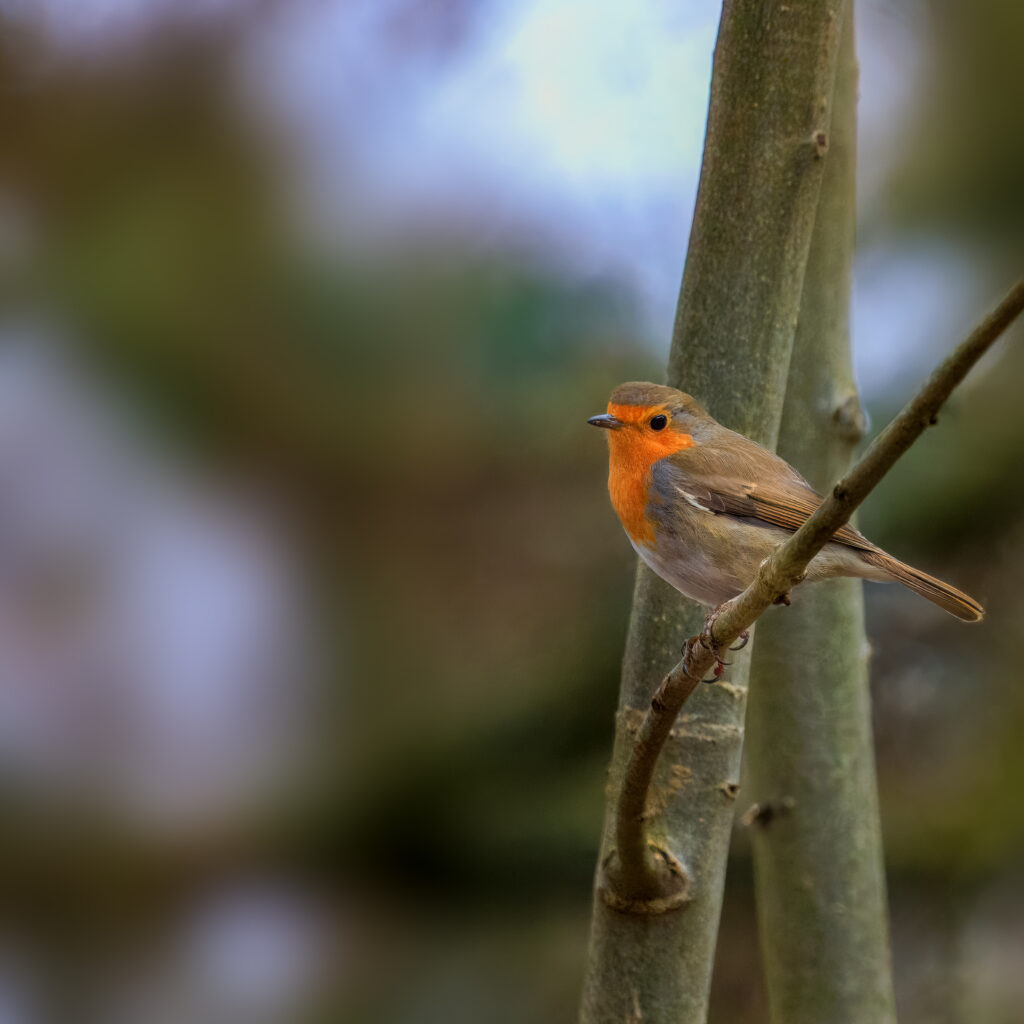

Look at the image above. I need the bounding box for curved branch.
[607,278,1024,901]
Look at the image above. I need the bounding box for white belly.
[629,536,738,609]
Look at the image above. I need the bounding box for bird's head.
[588,382,711,465]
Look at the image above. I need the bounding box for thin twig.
[608,279,1024,902]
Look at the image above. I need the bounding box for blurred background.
[0,0,1022,1020]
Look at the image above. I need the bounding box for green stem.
[581,2,846,1020]
[745,6,898,1020]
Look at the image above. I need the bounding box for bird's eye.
[649,414,668,431]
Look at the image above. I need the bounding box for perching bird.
[588,381,983,622]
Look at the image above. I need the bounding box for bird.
[588,381,983,623]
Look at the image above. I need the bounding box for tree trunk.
[743,6,898,1022]
[580,2,846,1021]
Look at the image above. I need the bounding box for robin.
[589,381,983,623]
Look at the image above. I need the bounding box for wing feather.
[656,438,875,553]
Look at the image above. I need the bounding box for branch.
[605,278,1024,903]
[746,6,897,1017]
[582,4,848,1016]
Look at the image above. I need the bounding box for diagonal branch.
[605,278,1024,903]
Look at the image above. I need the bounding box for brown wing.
[698,478,873,551]
[652,434,875,553]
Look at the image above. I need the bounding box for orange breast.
[605,403,695,545]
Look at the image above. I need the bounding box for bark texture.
[580,2,846,1020]
[744,7,899,1022]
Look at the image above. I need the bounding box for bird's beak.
[587,413,623,430]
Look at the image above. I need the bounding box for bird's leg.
[687,603,731,684]
[680,632,726,686]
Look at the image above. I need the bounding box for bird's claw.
[703,657,729,685]
[730,631,750,652]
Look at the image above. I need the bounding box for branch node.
[833,392,867,442]
[812,129,828,158]
[741,796,796,828]
[597,843,692,915]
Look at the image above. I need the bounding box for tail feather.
[862,550,984,622]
